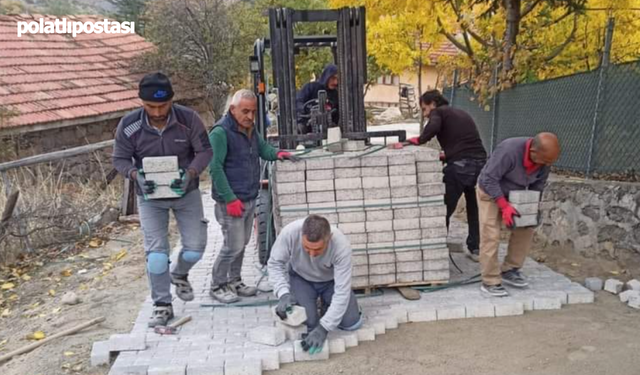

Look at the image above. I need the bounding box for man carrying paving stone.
[268,215,363,354]
[476,132,560,297]
[209,89,298,303]
[407,90,487,262]
[113,72,213,326]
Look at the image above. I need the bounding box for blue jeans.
[137,189,208,305]
[211,199,256,288]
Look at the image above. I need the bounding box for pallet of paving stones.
[272,146,451,288]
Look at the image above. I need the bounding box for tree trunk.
[418,53,423,132]
[502,0,521,76]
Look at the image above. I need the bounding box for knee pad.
[338,312,364,331]
[147,252,169,274]
[181,250,203,264]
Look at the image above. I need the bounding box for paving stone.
[390,308,409,323]
[306,169,335,181]
[420,216,447,229]
[397,272,422,283]
[619,290,640,303]
[392,196,419,206]
[293,340,330,361]
[148,364,186,375]
[335,178,362,190]
[389,164,417,176]
[390,175,417,187]
[224,359,262,375]
[330,331,359,347]
[334,156,361,168]
[308,202,337,214]
[416,161,442,173]
[509,190,541,204]
[90,340,111,367]
[108,334,147,351]
[363,177,390,189]
[369,320,387,334]
[628,295,640,309]
[361,166,388,177]
[275,342,295,363]
[146,171,180,185]
[533,297,562,310]
[424,269,450,282]
[397,261,422,273]
[366,220,393,232]
[494,301,525,316]
[369,263,396,275]
[336,189,364,200]
[437,306,466,320]
[328,337,346,354]
[352,252,369,266]
[368,231,395,243]
[567,290,595,304]
[148,185,182,199]
[418,183,446,197]
[627,279,640,291]
[353,265,369,277]
[273,305,307,327]
[187,362,225,375]
[465,303,495,318]
[604,279,624,294]
[143,156,178,173]
[584,277,603,291]
[306,179,334,192]
[423,259,449,271]
[307,191,336,203]
[370,274,396,285]
[338,222,366,234]
[364,198,392,211]
[276,193,307,206]
[337,200,365,212]
[347,233,368,245]
[339,211,366,223]
[395,249,422,262]
[417,173,443,184]
[249,326,286,346]
[109,361,148,375]
[275,182,306,195]
[351,276,369,289]
[366,209,394,221]
[344,140,367,151]
[356,326,376,341]
[275,171,305,183]
[306,158,335,170]
[408,309,437,322]
[364,188,391,200]
[393,207,421,219]
[394,229,422,241]
[275,159,307,171]
[368,250,395,264]
[420,205,447,217]
[361,154,388,167]
[422,226,449,239]
[335,168,361,178]
[511,202,539,215]
[387,152,416,165]
[244,350,280,371]
[514,214,538,227]
[411,148,441,161]
[393,218,421,231]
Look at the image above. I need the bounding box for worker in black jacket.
[408,90,487,261]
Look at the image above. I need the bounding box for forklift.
[250,7,407,265]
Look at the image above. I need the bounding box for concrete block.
[420,216,447,229]
[368,242,393,249]
[275,182,306,195]
[335,178,362,190]
[353,265,369,277]
[244,351,280,371]
[436,306,466,320]
[627,279,640,291]
[335,168,361,178]
[533,297,562,310]
[334,156,361,168]
[509,190,541,203]
[628,295,640,309]
[364,188,391,200]
[356,326,376,341]
[145,171,180,186]
[422,227,449,239]
[369,263,396,275]
[511,202,539,215]
[306,179,334,192]
[397,272,423,283]
[390,175,417,187]
[412,147,441,161]
[393,218,421,231]
[339,211,366,223]
[408,308,437,322]
[148,364,186,375]
[109,362,148,375]
[336,189,364,201]
[275,159,307,171]
[619,290,640,303]
[387,152,416,165]
[280,204,308,216]
[417,161,442,173]
[585,277,603,291]
[395,229,422,241]
[324,213,339,225]
[397,262,422,273]
[306,169,334,181]
[361,154,387,167]
[249,326,286,346]
[364,198,392,211]
[344,140,367,151]
[417,173,443,184]
[363,177,389,189]
[308,202,337,213]
[420,205,447,217]
[327,126,342,144]
[361,166,388,177]
[370,274,396,285]
[306,158,334,170]
[224,359,262,375]
[338,222,366,234]
[337,200,364,212]
[422,247,448,260]
[389,164,417,176]
[393,207,421,219]
[494,301,525,316]
[418,183,446,197]
[277,193,307,206]
[390,307,409,323]
[108,334,146,351]
[272,305,307,327]
[347,233,368,245]
[328,337,346,354]
[465,303,495,318]
[307,191,336,204]
[368,250,395,264]
[351,276,369,288]
[147,185,181,200]
[604,279,624,294]
[370,320,386,334]
[187,363,225,375]
[367,209,394,221]
[368,231,395,243]
[275,321,307,341]
[366,220,392,232]
[330,331,359,348]
[275,342,295,364]
[567,290,595,304]
[293,340,330,361]
[276,171,305,183]
[352,252,369,266]
[424,269,449,282]
[90,340,111,367]
[396,249,422,262]
[143,156,178,173]
[514,214,538,227]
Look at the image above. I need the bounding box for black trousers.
[443,159,485,251]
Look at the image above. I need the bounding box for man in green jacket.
[209,89,298,303]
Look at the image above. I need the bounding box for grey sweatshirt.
[267,218,353,331]
[477,137,550,200]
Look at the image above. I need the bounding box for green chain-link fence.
[443,60,640,178]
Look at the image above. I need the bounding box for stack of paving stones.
[142,156,181,199]
[510,190,541,227]
[599,278,640,309]
[97,192,596,375]
[272,147,450,288]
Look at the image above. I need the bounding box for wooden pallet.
[353,279,448,297]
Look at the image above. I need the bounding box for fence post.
[586,16,615,177]
[490,64,500,153]
[449,69,458,106]
[0,171,33,253]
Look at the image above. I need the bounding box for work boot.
[480,283,509,297]
[170,273,194,302]
[148,304,174,328]
[501,269,529,288]
[210,284,240,304]
[230,280,258,297]
[463,248,480,262]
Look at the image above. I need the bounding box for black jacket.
[295,64,339,130]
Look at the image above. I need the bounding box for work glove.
[226,199,244,218]
[302,325,328,354]
[170,168,194,197]
[439,151,446,162]
[407,137,421,146]
[275,293,296,321]
[277,151,301,162]
[133,169,156,196]
[496,197,520,229]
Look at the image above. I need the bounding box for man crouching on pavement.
[113,72,213,327]
[268,215,363,354]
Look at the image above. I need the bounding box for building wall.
[365,66,441,106]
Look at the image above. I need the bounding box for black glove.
[133,169,155,195]
[275,293,296,321]
[170,168,194,196]
[302,325,328,354]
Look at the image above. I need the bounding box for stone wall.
[537,177,640,259]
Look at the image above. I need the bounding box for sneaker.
[501,269,529,288]
[480,283,509,297]
[464,248,480,262]
[170,273,194,302]
[230,280,258,297]
[209,284,240,304]
[148,305,174,328]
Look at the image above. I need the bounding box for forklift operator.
[295,64,339,134]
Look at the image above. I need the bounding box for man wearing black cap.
[113,72,213,327]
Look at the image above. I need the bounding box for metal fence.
[443,60,640,177]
